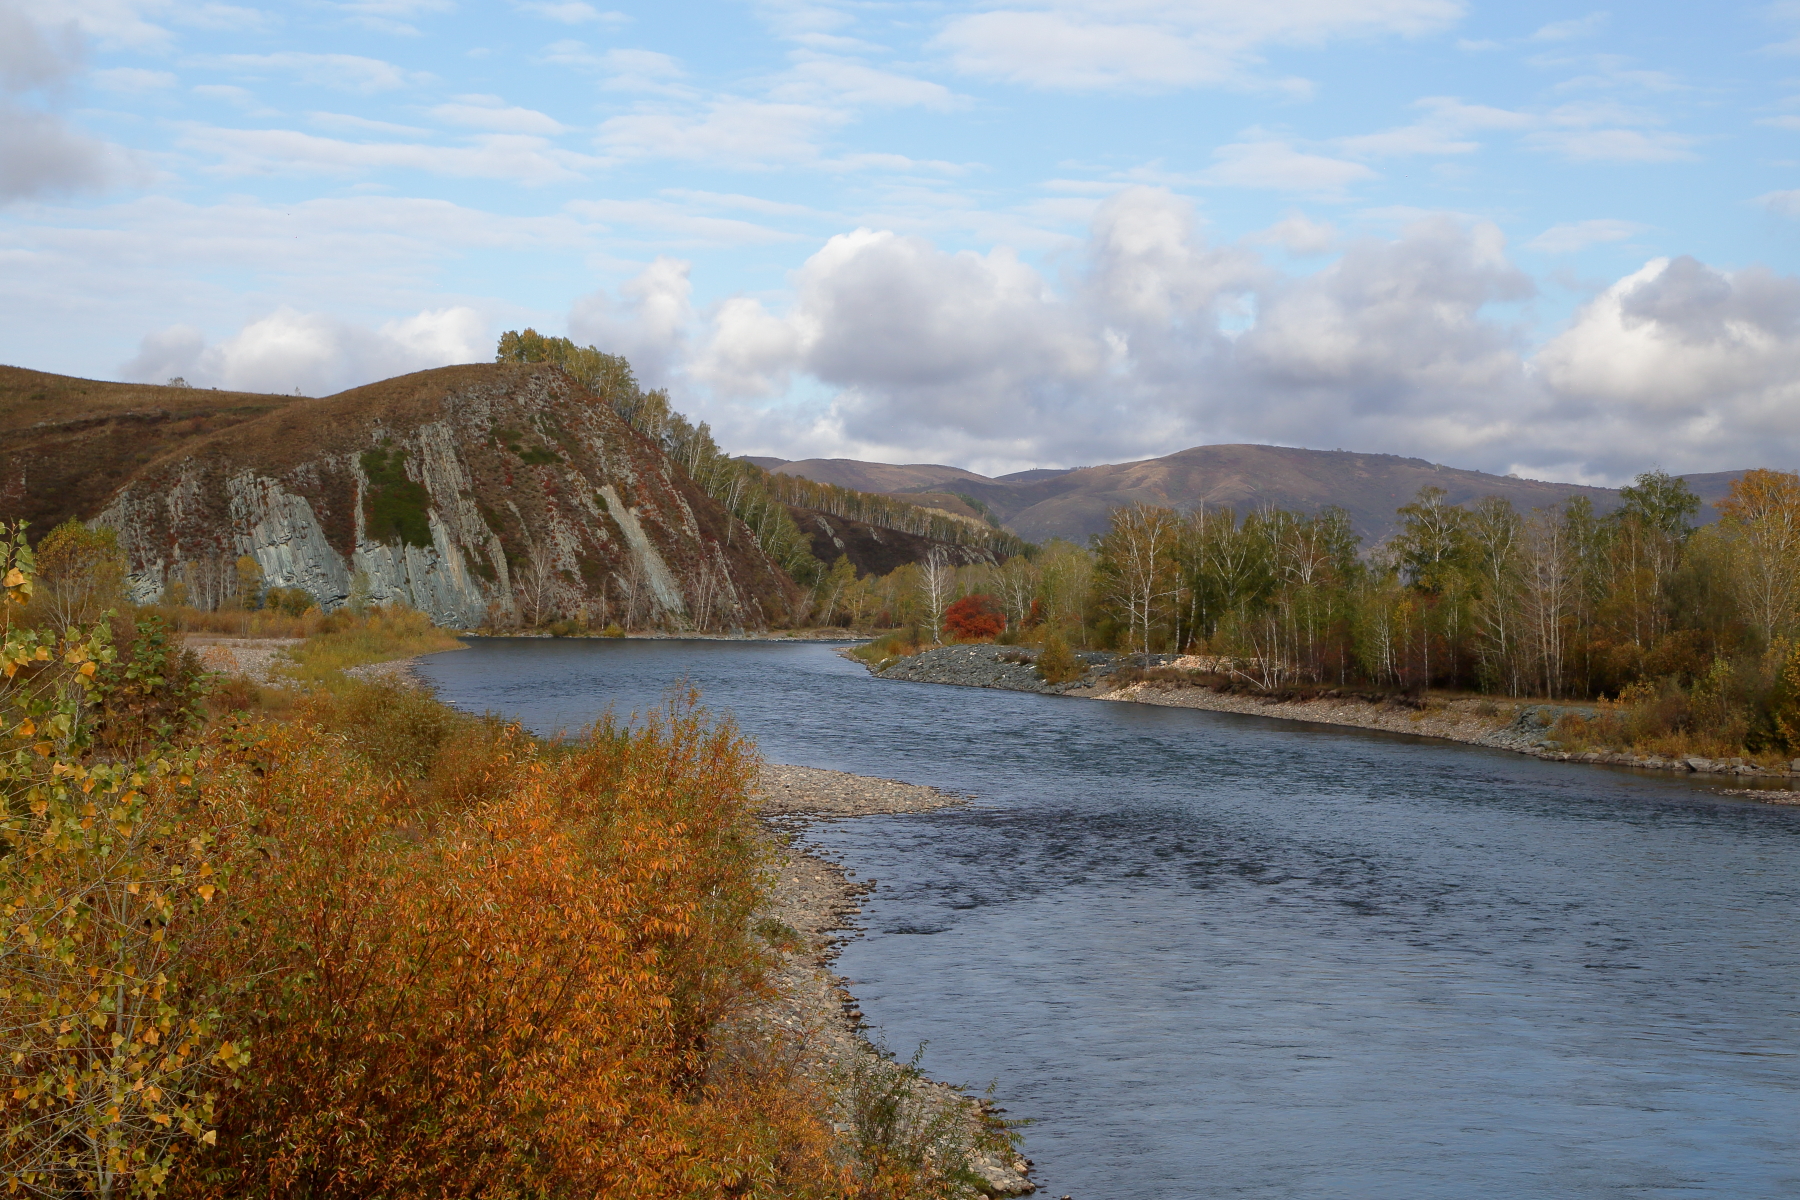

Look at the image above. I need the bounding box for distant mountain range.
[750,447,1751,544]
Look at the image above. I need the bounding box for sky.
[7,0,1800,484]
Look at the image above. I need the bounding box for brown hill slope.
[12,363,800,629]
[0,366,301,534]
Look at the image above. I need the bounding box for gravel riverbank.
[864,644,1800,795]
[755,765,1036,1197]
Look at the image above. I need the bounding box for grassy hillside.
[0,366,300,532]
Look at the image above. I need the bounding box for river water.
[416,638,1800,1200]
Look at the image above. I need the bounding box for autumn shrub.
[942,594,1003,642]
[170,690,857,1199]
[0,525,252,1197]
[1558,644,1800,761]
[144,604,326,640]
[848,627,926,669]
[1035,634,1083,685]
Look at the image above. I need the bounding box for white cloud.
[1530,13,1608,42]
[511,1,627,23]
[1757,189,1800,218]
[1337,97,1531,158]
[1249,213,1338,254]
[1525,127,1697,162]
[598,98,845,167]
[326,0,453,36]
[593,47,689,93]
[0,107,131,202]
[183,126,601,184]
[565,197,799,245]
[92,66,177,91]
[1526,218,1644,254]
[431,96,567,134]
[568,257,693,388]
[932,0,1465,92]
[21,0,171,51]
[1530,256,1800,468]
[308,110,432,136]
[614,190,1800,481]
[121,305,487,396]
[1204,139,1377,196]
[0,0,135,202]
[201,52,433,93]
[771,54,960,111]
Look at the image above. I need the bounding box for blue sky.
[7,0,1800,482]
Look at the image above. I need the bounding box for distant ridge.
[767,444,1754,544]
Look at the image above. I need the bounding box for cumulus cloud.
[120,306,487,396]
[932,0,1464,92]
[568,257,694,388]
[612,189,1799,481]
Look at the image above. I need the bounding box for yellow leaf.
[2,569,21,588]
[17,719,31,737]
[197,885,214,903]
[201,1129,216,1145]
[78,662,95,678]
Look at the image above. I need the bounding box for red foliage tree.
[943,593,1005,641]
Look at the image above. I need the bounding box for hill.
[0,366,302,534]
[767,457,994,494]
[771,444,1751,544]
[11,363,802,629]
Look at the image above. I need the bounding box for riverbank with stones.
[186,635,439,690]
[864,644,1800,800]
[754,765,1036,1197]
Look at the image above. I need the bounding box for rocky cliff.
[51,363,797,629]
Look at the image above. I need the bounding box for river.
[416,638,1799,1200]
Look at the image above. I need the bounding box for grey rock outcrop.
[92,363,798,629]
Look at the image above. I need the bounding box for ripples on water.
[418,639,1800,1200]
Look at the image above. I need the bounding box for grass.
[278,606,464,686]
[147,603,327,639]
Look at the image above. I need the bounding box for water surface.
[418,639,1800,1200]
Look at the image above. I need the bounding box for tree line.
[844,469,1800,759]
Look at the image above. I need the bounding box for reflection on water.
[418,638,1800,1200]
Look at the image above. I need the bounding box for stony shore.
[867,644,1800,800]
[754,765,1035,1197]
[185,635,435,689]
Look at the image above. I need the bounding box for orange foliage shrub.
[173,695,856,1199]
[942,594,1003,641]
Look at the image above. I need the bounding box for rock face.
[89,364,798,629]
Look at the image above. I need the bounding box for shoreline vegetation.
[852,644,1800,802]
[0,523,1032,1199]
